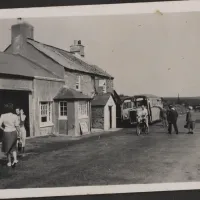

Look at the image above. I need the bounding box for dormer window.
[76,75,81,91]
[99,79,107,93]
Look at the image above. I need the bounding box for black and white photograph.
[1,3,200,193]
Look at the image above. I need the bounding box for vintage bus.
[121,94,163,125]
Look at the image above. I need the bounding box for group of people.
[137,104,196,135]
[160,105,196,134]
[0,103,26,168]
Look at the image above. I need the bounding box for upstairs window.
[78,101,89,118]
[99,79,107,93]
[75,75,81,91]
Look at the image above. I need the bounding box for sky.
[0,12,200,97]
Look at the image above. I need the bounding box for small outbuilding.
[91,93,116,131]
[54,86,92,136]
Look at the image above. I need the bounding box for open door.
[0,89,30,137]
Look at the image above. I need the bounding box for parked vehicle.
[121,94,163,126]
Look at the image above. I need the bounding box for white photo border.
[0,1,200,198]
[0,1,200,19]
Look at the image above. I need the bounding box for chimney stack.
[11,18,34,54]
[11,18,34,43]
[70,40,85,57]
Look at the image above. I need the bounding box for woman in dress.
[19,109,26,156]
[0,103,20,167]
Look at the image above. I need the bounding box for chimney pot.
[70,40,85,57]
[74,40,78,45]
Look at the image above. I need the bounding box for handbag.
[18,140,22,152]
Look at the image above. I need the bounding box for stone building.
[0,20,121,137]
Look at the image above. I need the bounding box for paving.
[0,113,200,189]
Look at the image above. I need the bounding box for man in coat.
[167,105,179,134]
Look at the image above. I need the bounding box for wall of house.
[54,101,59,134]
[94,78,114,94]
[104,95,116,130]
[28,92,34,137]
[33,78,64,136]
[5,44,65,79]
[106,79,114,93]
[64,71,95,97]
[91,106,104,129]
[0,76,33,91]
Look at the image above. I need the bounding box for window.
[123,102,132,109]
[99,79,107,93]
[135,98,147,107]
[78,101,88,118]
[59,101,67,119]
[40,102,52,126]
[75,75,81,91]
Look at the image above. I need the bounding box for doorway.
[109,106,112,129]
[0,89,30,137]
[58,120,68,135]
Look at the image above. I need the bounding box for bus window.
[135,98,147,107]
[123,101,132,109]
[123,103,127,109]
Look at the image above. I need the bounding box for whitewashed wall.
[104,95,116,130]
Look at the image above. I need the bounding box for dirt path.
[1,113,200,189]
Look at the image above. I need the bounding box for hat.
[169,105,173,109]
[188,106,193,110]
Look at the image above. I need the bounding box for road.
[1,113,200,189]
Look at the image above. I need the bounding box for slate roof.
[91,93,112,106]
[0,52,60,79]
[27,39,114,79]
[54,87,92,100]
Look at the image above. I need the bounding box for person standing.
[186,106,195,134]
[0,103,20,167]
[140,105,149,131]
[160,107,168,128]
[167,105,179,134]
[19,109,26,156]
[15,107,21,152]
[16,107,26,156]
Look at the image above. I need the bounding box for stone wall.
[91,106,104,129]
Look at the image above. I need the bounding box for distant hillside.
[119,94,200,107]
[162,97,200,106]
